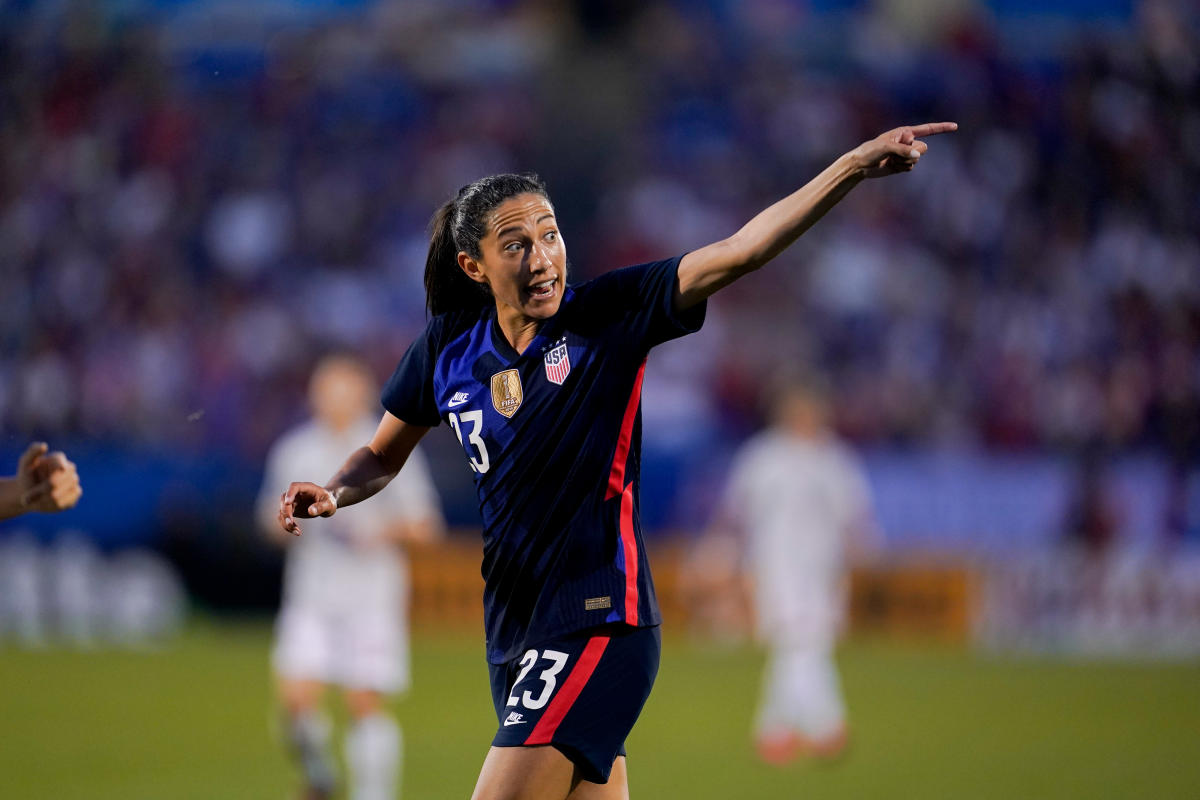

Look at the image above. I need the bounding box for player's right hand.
[278,482,337,536]
[17,442,82,513]
[851,121,957,178]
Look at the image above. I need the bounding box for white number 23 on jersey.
[448,410,490,474]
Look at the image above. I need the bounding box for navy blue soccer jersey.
[381,256,705,664]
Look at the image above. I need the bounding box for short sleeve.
[716,441,758,531]
[381,321,443,427]
[573,255,706,351]
[835,448,873,528]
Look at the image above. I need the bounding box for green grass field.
[2,621,1197,799]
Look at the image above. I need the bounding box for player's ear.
[458,251,488,285]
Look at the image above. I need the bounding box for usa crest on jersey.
[543,338,571,385]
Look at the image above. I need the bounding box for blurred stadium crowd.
[1,1,1197,539]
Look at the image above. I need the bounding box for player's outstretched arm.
[675,122,957,310]
[0,442,83,521]
[277,413,431,536]
[0,478,23,520]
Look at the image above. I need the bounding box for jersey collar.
[486,286,576,364]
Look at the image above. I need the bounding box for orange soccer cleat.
[756,730,803,765]
[756,725,849,765]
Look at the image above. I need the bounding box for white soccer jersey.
[720,431,871,644]
[258,418,438,612]
[256,417,440,690]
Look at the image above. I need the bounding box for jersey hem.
[485,616,663,665]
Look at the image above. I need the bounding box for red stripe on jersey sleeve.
[619,483,639,625]
[606,360,647,500]
[524,635,612,746]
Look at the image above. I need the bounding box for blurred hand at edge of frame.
[17,441,83,513]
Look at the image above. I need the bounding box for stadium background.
[2,0,1198,797]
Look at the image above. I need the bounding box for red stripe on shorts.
[524,635,611,746]
[619,483,638,624]
[605,360,646,500]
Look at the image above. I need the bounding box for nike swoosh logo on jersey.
[503,712,526,726]
[448,392,471,407]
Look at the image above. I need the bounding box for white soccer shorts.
[272,605,410,694]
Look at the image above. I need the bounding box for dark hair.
[424,173,552,316]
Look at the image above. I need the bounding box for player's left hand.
[17,442,82,513]
[851,122,957,178]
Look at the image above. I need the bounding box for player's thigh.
[273,605,336,686]
[470,744,575,800]
[277,676,326,715]
[566,756,628,800]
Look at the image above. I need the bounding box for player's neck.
[495,306,542,355]
[321,416,355,434]
[783,424,824,441]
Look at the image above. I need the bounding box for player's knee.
[279,678,324,715]
[344,688,387,719]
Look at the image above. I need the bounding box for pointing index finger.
[909,122,958,137]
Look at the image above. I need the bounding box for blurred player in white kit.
[709,374,877,764]
[256,355,444,800]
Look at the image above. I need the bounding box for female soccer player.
[278,121,956,800]
[258,356,444,800]
[709,376,878,765]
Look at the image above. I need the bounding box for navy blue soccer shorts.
[488,623,661,784]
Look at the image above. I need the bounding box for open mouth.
[528,277,557,300]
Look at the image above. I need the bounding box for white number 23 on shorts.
[506,649,570,710]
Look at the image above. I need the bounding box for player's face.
[310,359,372,430]
[777,390,827,438]
[461,194,566,321]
